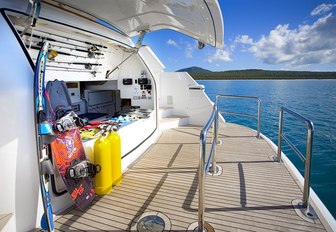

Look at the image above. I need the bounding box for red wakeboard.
[50,129,96,210]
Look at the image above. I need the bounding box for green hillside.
[177,66,211,73]
[183,68,336,80]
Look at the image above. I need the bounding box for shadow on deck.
[55,124,326,232]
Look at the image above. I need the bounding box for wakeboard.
[46,79,98,211]
[50,129,96,210]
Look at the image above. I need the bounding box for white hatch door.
[49,0,224,48]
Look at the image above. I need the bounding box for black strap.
[53,111,86,132]
[65,160,101,179]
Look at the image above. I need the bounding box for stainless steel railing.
[198,94,261,231]
[217,95,261,138]
[198,103,219,232]
[277,107,314,210]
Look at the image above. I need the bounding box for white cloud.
[167,39,178,47]
[167,39,195,58]
[235,35,253,45]
[184,43,194,58]
[207,48,232,63]
[311,3,336,16]
[235,13,336,66]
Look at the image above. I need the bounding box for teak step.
[0,213,13,231]
[158,107,174,119]
[159,115,190,130]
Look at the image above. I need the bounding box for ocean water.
[197,79,336,218]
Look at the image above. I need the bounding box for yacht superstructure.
[0,0,335,231]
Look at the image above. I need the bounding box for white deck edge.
[260,132,336,232]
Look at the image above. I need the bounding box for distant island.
[177,66,336,80]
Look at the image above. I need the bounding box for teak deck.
[54,123,326,231]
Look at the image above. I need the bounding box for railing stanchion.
[216,95,261,138]
[303,124,314,208]
[210,105,218,174]
[277,110,283,162]
[197,94,262,230]
[257,99,261,138]
[212,106,218,171]
[277,107,314,215]
[198,134,206,231]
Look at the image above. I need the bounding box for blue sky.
[138,0,336,72]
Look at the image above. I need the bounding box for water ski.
[34,41,55,232]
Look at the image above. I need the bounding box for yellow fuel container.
[107,130,122,186]
[93,134,112,195]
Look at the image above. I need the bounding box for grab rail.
[198,103,219,231]
[216,95,261,138]
[198,94,261,231]
[277,107,314,209]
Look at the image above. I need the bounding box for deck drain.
[130,212,171,232]
[187,221,215,232]
[207,164,223,176]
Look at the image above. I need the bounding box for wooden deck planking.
[55,123,326,231]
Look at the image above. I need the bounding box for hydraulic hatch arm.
[105,30,147,79]
[20,0,41,37]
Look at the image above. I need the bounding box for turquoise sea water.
[197,79,336,218]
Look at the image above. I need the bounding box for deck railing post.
[303,125,314,208]
[215,95,261,138]
[198,135,206,232]
[198,102,218,231]
[276,107,315,216]
[257,99,261,138]
[197,95,263,230]
[210,105,218,173]
[277,110,283,162]
[214,107,219,166]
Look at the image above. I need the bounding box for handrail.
[198,94,261,231]
[216,94,261,138]
[277,107,314,210]
[198,103,219,232]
